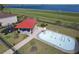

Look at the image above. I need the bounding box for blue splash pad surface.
[38,30,75,50]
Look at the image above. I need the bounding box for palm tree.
[41,23,48,27]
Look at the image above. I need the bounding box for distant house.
[15,18,37,35]
[0,13,17,26]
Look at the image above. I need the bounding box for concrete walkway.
[4,27,43,54]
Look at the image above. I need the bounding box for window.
[20,28,30,31]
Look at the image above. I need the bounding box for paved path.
[4,27,43,54]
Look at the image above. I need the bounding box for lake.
[5,4,79,12]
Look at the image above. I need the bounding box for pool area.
[38,30,79,53]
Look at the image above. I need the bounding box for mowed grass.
[1,31,27,46]
[4,8,79,23]
[47,24,79,37]
[18,39,64,54]
[0,44,8,53]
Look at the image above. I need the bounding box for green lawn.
[1,31,27,46]
[4,8,79,23]
[18,39,64,54]
[0,29,27,54]
[0,44,8,53]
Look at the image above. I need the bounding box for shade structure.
[15,18,37,29]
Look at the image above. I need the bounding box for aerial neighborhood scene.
[0,4,79,54]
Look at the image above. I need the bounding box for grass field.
[1,31,27,46]
[0,44,8,53]
[4,8,79,23]
[18,39,64,54]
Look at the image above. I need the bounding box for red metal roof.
[15,18,37,28]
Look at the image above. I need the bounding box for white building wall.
[0,16,17,26]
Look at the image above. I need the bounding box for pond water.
[5,5,79,12]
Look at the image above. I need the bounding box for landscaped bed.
[18,39,64,54]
